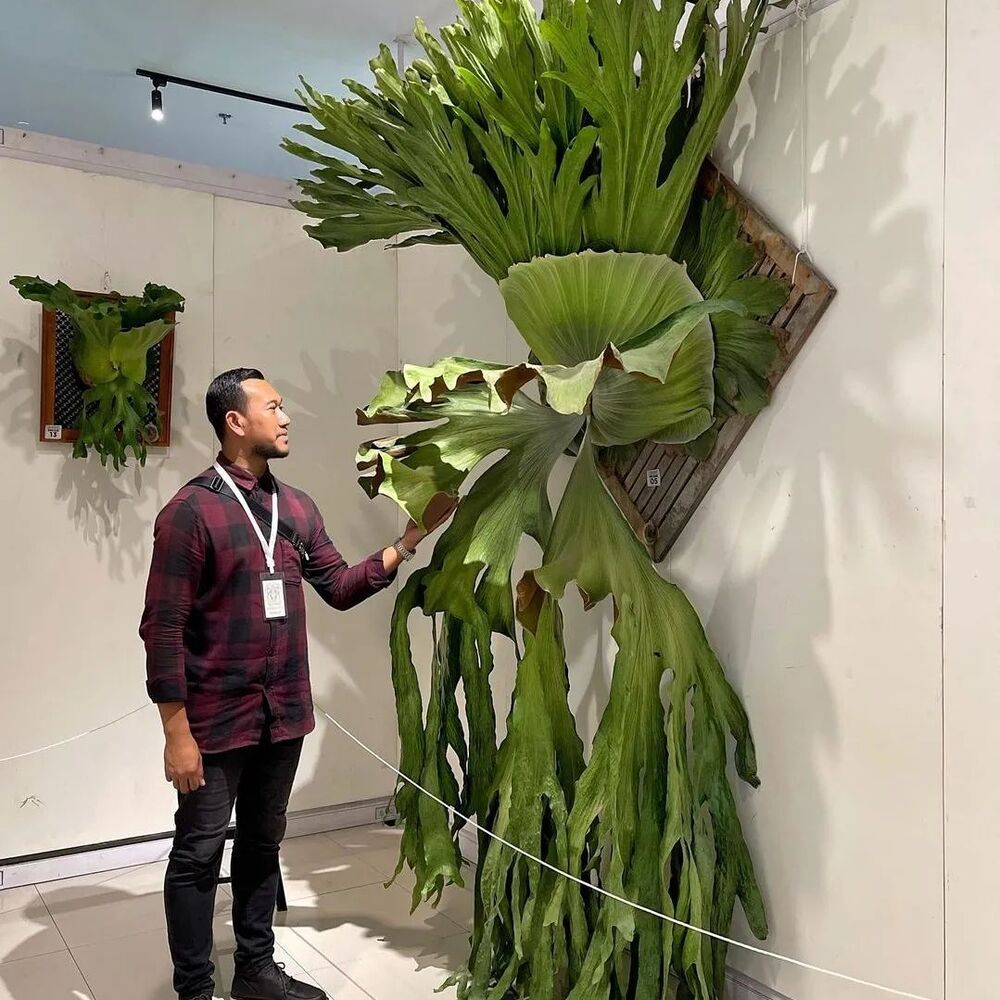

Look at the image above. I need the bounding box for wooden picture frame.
[38,291,176,447]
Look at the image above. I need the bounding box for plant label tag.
[646,469,661,488]
[44,424,63,440]
[260,573,287,621]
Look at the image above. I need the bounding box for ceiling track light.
[136,68,307,114]
[149,74,166,122]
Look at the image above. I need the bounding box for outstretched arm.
[305,495,458,609]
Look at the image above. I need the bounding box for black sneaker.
[231,961,327,1000]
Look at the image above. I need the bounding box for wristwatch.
[393,537,416,562]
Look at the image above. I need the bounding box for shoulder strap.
[188,473,311,563]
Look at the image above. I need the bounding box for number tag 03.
[260,573,287,621]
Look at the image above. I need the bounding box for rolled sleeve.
[139,497,205,703]
[364,549,396,590]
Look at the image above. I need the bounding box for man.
[140,368,454,1000]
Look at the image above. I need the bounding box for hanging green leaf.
[285,0,778,280]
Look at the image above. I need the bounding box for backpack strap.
[188,473,311,563]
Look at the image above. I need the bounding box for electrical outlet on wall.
[375,802,399,827]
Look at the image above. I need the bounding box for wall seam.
[939,0,950,994]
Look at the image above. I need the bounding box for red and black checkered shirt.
[139,454,395,753]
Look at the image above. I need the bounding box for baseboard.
[0,795,390,890]
[726,968,791,1000]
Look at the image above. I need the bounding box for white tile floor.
[0,825,474,1000]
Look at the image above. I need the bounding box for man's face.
[230,379,290,460]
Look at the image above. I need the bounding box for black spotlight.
[150,86,164,122]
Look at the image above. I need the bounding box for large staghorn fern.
[286,2,789,997]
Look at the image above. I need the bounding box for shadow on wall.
[665,2,938,989]
[390,244,516,371]
[288,244,525,795]
[273,340,402,816]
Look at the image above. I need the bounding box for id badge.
[260,572,287,621]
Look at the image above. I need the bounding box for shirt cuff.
[366,550,397,589]
[146,676,188,703]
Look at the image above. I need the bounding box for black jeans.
[164,734,304,1000]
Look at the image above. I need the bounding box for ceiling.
[0,1,811,182]
[0,0,472,180]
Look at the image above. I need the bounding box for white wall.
[672,3,946,998]
[0,158,399,859]
[942,3,1000,998]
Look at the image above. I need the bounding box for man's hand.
[383,494,459,574]
[158,703,205,794]
[402,493,459,550]
[164,732,205,793]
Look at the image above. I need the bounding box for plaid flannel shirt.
[139,454,395,753]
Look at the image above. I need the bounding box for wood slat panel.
[602,160,836,562]
[623,440,659,494]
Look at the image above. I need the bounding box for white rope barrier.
[314,703,936,1000]
[0,696,938,999]
[0,704,151,764]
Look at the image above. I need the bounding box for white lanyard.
[214,462,279,575]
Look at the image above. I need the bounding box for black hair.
[205,367,264,443]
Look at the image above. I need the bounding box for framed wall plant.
[12,279,183,470]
